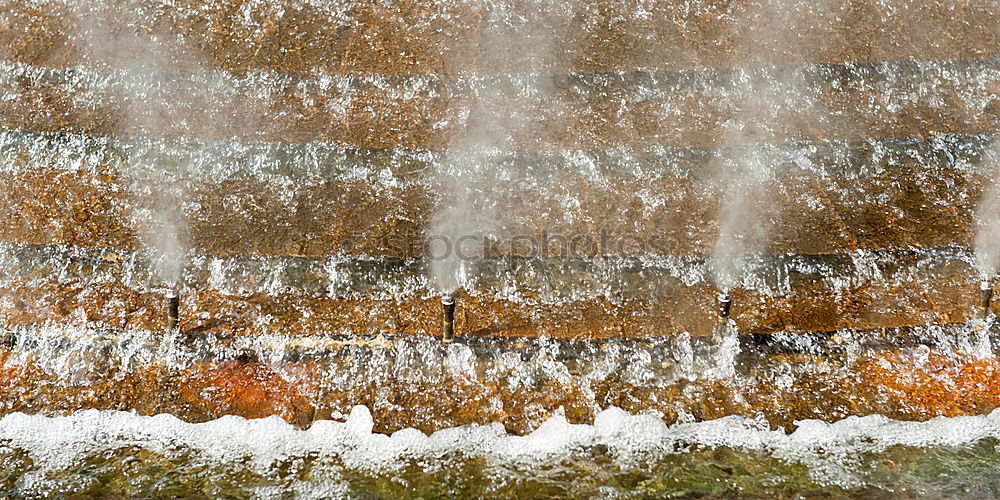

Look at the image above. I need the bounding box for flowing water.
[2,0,1000,497]
[7,407,1000,497]
[2,320,1000,497]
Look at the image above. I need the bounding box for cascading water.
[1,0,999,497]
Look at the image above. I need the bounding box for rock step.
[1,323,998,433]
[0,57,997,148]
[2,129,991,185]
[2,0,997,75]
[0,241,987,336]
[0,133,988,258]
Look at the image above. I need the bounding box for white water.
[4,406,1000,496]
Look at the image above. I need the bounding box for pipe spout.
[165,287,180,332]
[979,280,993,320]
[713,290,732,342]
[441,292,456,343]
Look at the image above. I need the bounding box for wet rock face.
[0,133,990,258]
[169,361,314,427]
[3,334,1000,435]
[2,0,998,74]
[0,241,992,337]
[0,0,999,431]
[0,59,997,148]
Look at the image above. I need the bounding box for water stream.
[1,0,1000,497]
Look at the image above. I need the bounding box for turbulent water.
[0,320,999,497]
[4,407,1000,497]
[2,0,1000,496]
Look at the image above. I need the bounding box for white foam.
[3,406,1000,492]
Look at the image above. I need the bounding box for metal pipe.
[714,290,732,342]
[441,292,455,342]
[166,287,179,331]
[979,280,993,319]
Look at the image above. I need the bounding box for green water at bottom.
[3,438,999,498]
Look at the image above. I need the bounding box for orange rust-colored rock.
[314,377,598,436]
[857,349,1000,419]
[2,342,1000,434]
[168,360,314,426]
[0,347,43,412]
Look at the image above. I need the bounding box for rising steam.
[708,73,817,288]
[707,1,837,289]
[67,3,233,288]
[427,4,558,293]
[974,140,1000,277]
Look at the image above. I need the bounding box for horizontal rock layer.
[0,242,987,336]
[0,132,988,258]
[1,0,998,74]
[1,327,998,433]
[0,58,997,148]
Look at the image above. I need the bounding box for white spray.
[707,0,838,290]
[427,3,561,294]
[974,140,1000,279]
[66,3,245,291]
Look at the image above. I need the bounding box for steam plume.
[427,4,557,293]
[974,140,1000,277]
[66,3,231,288]
[707,1,832,289]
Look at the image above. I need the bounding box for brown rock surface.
[1,0,998,75]
[3,341,1000,434]
[0,159,982,259]
[0,266,985,338]
[0,59,996,149]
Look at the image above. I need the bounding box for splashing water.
[2,0,1000,495]
[5,406,1000,497]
